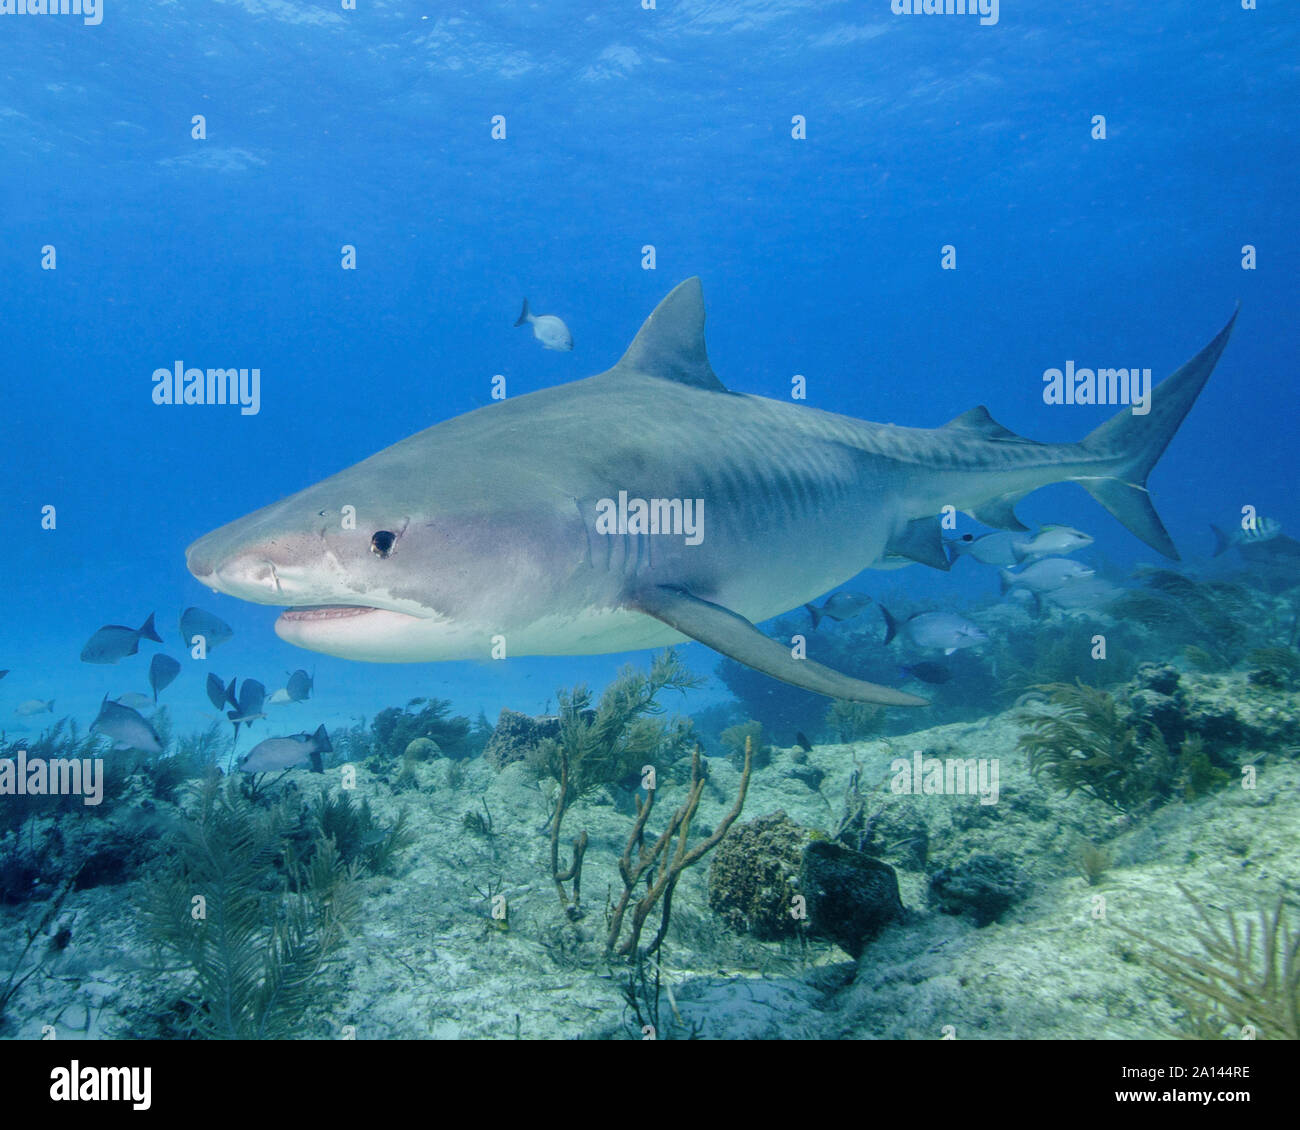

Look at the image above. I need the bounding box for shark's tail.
[1075,307,1238,560]
[805,602,823,630]
[514,298,531,327]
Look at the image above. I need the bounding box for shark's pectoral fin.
[884,516,951,571]
[630,585,927,707]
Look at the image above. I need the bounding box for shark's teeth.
[279,606,377,622]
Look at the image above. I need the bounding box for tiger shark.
[186,279,1235,707]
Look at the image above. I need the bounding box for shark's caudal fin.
[1210,524,1233,557]
[1076,308,1238,560]
[633,585,927,706]
[514,299,531,327]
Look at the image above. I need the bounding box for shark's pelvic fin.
[610,277,728,392]
[1077,306,1239,560]
[968,494,1030,532]
[884,515,951,570]
[632,585,927,706]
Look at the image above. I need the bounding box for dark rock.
[1126,688,1185,747]
[1134,662,1181,697]
[482,709,561,771]
[799,841,903,958]
[928,853,1029,927]
[784,764,826,791]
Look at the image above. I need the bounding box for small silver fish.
[515,298,573,351]
[267,688,293,705]
[91,695,163,754]
[237,724,331,774]
[15,698,54,716]
[1000,557,1095,595]
[80,613,163,665]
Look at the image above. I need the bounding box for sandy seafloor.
[3,671,1296,1042]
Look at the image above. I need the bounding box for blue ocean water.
[1,1,1297,1046]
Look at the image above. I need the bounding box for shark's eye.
[370,530,398,559]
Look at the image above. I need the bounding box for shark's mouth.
[279,605,381,622]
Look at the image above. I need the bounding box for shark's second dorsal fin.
[611,277,727,391]
[943,406,1033,442]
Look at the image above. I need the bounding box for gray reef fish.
[882,609,987,655]
[1211,517,1281,557]
[15,698,54,716]
[805,591,873,629]
[237,724,331,774]
[228,679,267,737]
[285,668,313,702]
[179,607,233,652]
[91,694,163,754]
[149,653,182,702]
[115,692,155,711]
[187,279,1236,708]
[80,613,162,664]
[515,298,573,351]
[948,524,1094,567]
[205,672,231,711]
[1000,557,1095,597]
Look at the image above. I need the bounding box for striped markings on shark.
[187,279,1237,707]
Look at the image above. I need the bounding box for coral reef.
[707,810,811,940]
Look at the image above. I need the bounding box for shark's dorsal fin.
[943,406,1033,443]
[611,278,727,391]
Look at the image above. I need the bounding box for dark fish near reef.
[80,613,162,664]
[205,672,230,711]
[237,724,330,774]
[1210,516,1281,557]
[882,609,986,655]
[91,694,163,754]
[804,591,873,629]
[179,607,233,652]
[187,278,1236,708]
[15,699,54,716]
[795,731,813,752]
[227,679,267,737]
[899,661,952,685]
[285,669,313,702]
[149,653,182,702]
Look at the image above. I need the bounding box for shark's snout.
[186,532,290,604]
